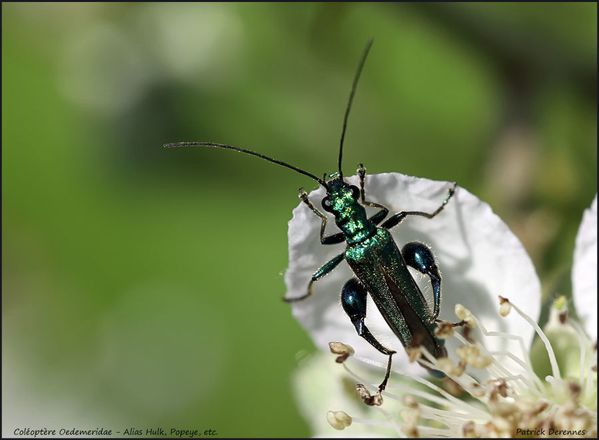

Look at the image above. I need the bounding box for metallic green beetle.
[165,40,456,403]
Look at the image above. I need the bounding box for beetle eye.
[350,185,360,200]
[321,197,333,212]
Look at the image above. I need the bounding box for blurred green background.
[2,3,596,437]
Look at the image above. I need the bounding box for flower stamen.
[509,299,562,381]
[322,297,596,437]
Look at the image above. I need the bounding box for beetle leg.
[357,164,389,225]
[402,242,442,321]
[298,188,345,245]
[381,182,457,230]
[341,278,396,393]
[284,252,345,303]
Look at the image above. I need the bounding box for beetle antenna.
[164,141,329,189]
[337,39,373,179]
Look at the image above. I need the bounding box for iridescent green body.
[327,176,447,360]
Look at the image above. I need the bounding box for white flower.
[285,172,540,375]
[285,173,597,437]
[572,195,597,340]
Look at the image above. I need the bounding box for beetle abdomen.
[345,228,446,360]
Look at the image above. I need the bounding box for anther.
[487,378,509,401]
[326,410,352,430]
[402,395,419,409]
[401,403,421,437]
[456,345,491,369]
[401,397,421,437]
[436,357,465,377]
[455,304,476,328]
[328,342,354,363]
[462,421,477,438]
[498,295,512,317]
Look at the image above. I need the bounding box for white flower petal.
[285,173,541,375]
[572,195,597,339]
